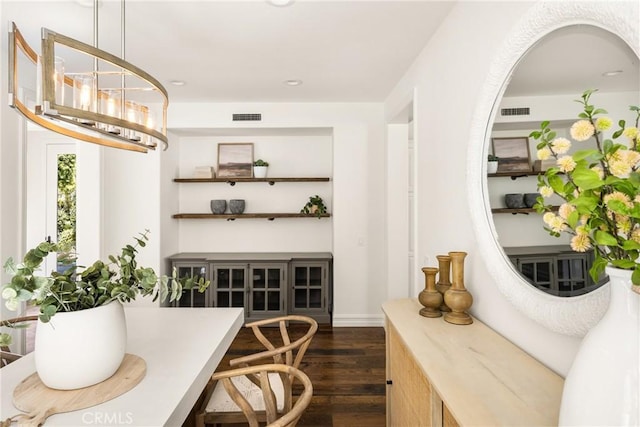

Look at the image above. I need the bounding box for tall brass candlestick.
[419,267,442,318]
[443,251,473,325]
[435,255,452,312]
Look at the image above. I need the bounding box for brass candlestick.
[435,255,452,312]
[419,267,442,318]
[443,251,473,325]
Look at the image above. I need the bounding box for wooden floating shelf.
[492,206,559,214]
[173,177,331,186]
[488,171,563,180]
[172,213,331,220]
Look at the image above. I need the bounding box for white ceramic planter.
[253,166,268,178]
[559,266,639,426]
[35,301,127,390]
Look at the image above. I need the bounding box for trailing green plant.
[488,154,499,161]
[531,89,640,289]
[300,195,327,219]
[253,159,269,167]
[0,230,209,346]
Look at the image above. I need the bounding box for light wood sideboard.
[382,298,563,426]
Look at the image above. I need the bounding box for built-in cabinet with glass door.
[290,261,330,323]
[168,253,332,323]
[504,245,605,297]
[174,262,210,308]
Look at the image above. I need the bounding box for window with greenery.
[56,153,76,270]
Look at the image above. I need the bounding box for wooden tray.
[12,353,146,426]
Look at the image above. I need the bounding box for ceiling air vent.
[232,113,262,121]
[501,107,530,117]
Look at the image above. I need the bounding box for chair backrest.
[211,363,313,427]
[1,346,22,367]
[230,315,318,371]
[0,315,37,367]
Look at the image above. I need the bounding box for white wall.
[175,133,333,253]
[101,144,163,308]
[166,102,386,325]
[384,0,588,375]
[0,0,27,350]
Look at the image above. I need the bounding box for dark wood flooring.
[185,325,386,427]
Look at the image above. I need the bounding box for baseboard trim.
[332,314,385,327]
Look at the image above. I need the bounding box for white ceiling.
[505,24,639,97]
[3,1,638,104]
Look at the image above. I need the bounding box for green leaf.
[607,199,630,215]
[572,167,603,190]
[572,194,599,212]
[566,210,579,229]
[572,149,599,162]
[610,259,636,269]
[632,268,640,286]
[3,258,17,275]
[548,175,565,195]
[594,230,619,246]
[622,240,640,251]
[590,257,608,283]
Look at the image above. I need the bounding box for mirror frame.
[468,1,639,337]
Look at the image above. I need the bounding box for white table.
[0,307,244,426]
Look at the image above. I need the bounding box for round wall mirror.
[468,2,639,337]
[488,24,638,298]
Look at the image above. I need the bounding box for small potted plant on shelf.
[0,230,209,391]
[253,159,269,178]
[487,154,499,174]
[301,195,327,219]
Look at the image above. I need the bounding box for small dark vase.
[229,199,245,214]
[210,200,226,214]
[524,193,540,208]
[504,193,525,209]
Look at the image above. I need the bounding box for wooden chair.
[196,315,318,427]
[0,315,38,368]
[1,346,22,367]
[200,364,313,427]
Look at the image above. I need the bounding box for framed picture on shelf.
[217,143,254,178]
[492,137,532,172]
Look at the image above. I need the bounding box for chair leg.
[195,412,205,427]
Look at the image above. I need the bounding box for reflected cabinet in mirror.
[468,2,639,336]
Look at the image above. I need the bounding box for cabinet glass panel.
[215,266,246,308]
[232,270,245,288]
[558,257,587,295]
[173,264,207,307]
[217,269,230,289]
[249,265,284,314]
[267,291,280,311]
[291,263,325,310]
[309,289,322,308]
[309,267,322,287]
[519,259,552,291]
[231,291,244,307]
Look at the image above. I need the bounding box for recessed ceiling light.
[284,79,302,86]
[602,70,623,77]
[267,0,295,7]
[169,80,186,86]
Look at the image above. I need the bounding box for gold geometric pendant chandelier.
[8,7,168,154]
